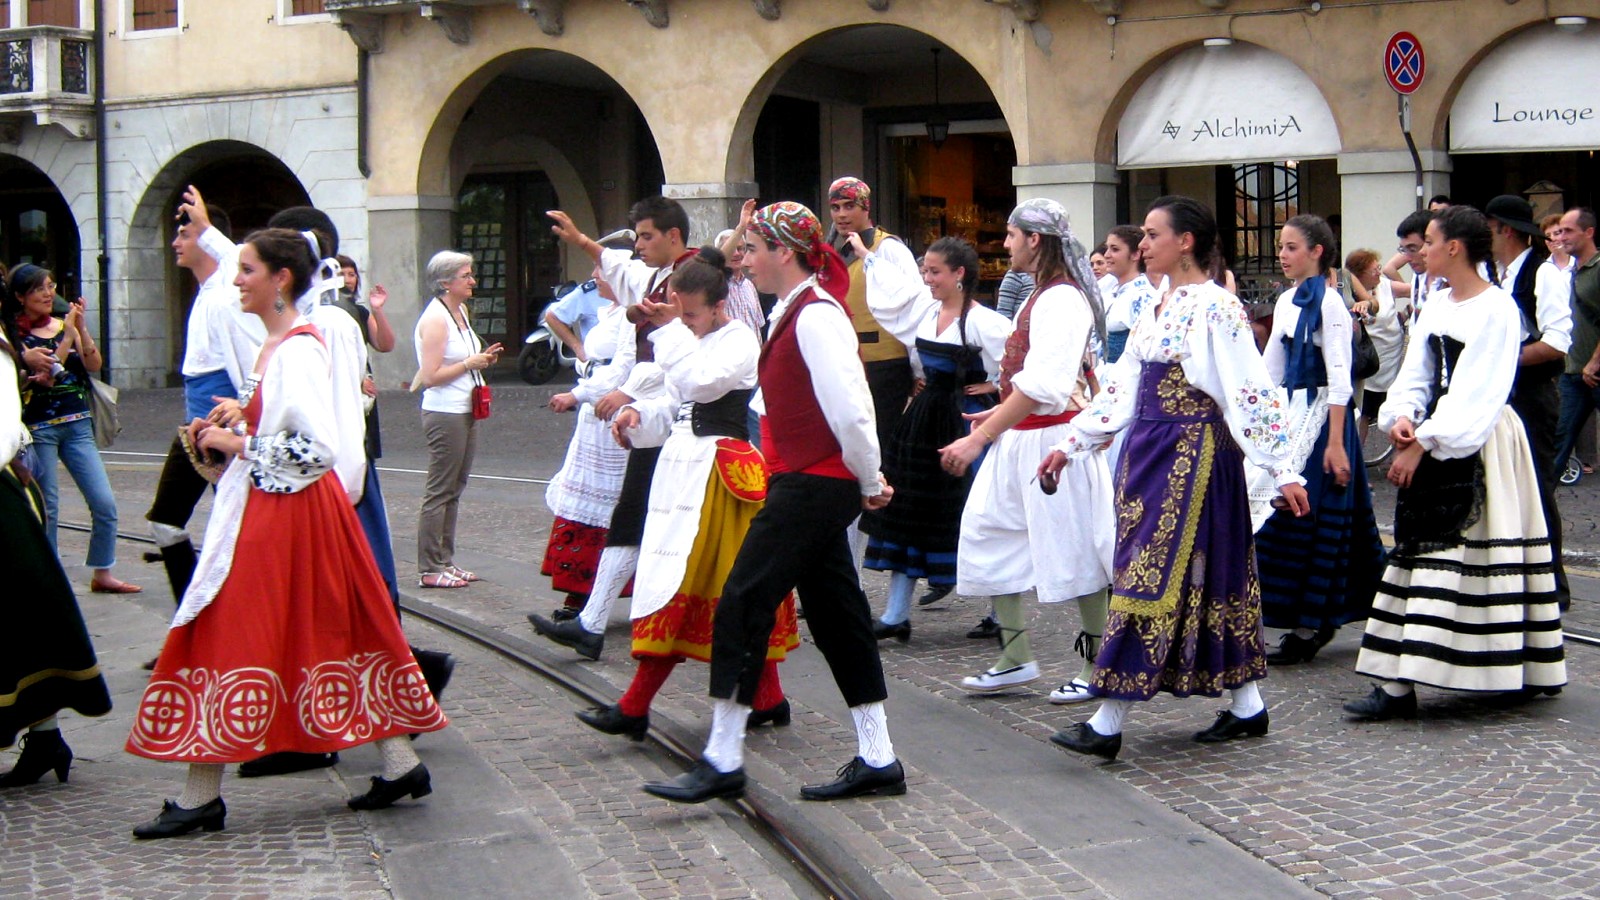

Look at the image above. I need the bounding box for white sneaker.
[960,662,1041,693]
[1048,678,1095,705]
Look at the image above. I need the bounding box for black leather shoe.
[966,616,1000,640]
[1194,708,1270,743]
[238,751,339,778]
[873,620,911,643]
[1342,685,1418,721]
[132,797,226,839]
[576,704,648,741]
[799,757,906,801]
[918,583,954,607]
[1049,722,1122,760]
[412,647,457,700]
[642,759,746,804]
[1266,633,1320,665]
[0,728,72,786]
[550,606,580,623]
[748,699,791,728]
[347,763,432,810]
[528,613,604,660]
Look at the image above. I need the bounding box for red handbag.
[471,382,492,420]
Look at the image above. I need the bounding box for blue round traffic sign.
[1385,31,1425,95]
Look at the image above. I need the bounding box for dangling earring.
[273,292,287,315]
[1179,255,1194,273]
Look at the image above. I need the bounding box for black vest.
[1510,252,1564,387]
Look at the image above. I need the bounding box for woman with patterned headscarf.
[938,199,1115,704]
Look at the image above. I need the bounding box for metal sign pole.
[1398,94,1423,211]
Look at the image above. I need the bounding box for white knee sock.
[1293,627,1317,640]
[1229,682,1266,718]
[703,698,750,773]
[578,546,640,635]
[179,763,224,809]
[30,716,59,732]
[1087,699,1132,737]
[850,702,896,768]
[1381,680,1415,698]
[378,736,422,780]
[150,522,189,548]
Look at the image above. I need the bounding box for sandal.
[90,579,143,594]
[419,571,470,589]
[444,565,481,583]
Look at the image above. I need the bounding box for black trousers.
[709,473,888,708]
[605,446,662,548]
[146,434,208,530]
[1510,374,1569,605]
[865,358,914,460]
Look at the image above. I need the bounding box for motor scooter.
[518,228,635,385]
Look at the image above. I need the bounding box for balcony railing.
[0,25,94,138]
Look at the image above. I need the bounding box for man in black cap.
[1487,194,1573,610]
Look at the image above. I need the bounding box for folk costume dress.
[614,318,798,717]
[957,279,1114,605]
[127,322,446,764]
[1055,282,1302,701]
[1358,286,1565,694]
[1254,279,1384,637]
[859,255,1010,591]
[541,303,631,595]
[1,344,112,748]
[1102,273,1158,364]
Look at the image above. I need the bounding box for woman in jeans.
[3,265,140,593]
[412,251,502,588]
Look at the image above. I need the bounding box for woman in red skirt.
[126,228,446,839]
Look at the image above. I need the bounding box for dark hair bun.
[696,245,728,272]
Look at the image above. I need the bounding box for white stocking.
[1086,699,1132,737]
[578,546,640,635]
[179,763,224,809]
[1229,682,1266,718]
[703,698,750,774]
[378,736,421,780]
[850,702,896,768]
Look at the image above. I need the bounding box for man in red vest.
[642,202,905,804]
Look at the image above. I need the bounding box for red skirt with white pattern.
[126,473,446,763]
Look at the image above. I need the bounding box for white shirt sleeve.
[0,350,24,465]
[969,304,1012,383]
[795,300,882,495]
[1377,305,1436,434]
[572,310,634,405]
[242,333,339,494]
[1008,285,1092,416]
[862,253,938,350]
[599,249,665,308]
[1533,260,1574,355]
[1319,286,1354,407]
[307,306,370,504]
[1413,293,1521,459]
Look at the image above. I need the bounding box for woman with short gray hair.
[412,250,502,588]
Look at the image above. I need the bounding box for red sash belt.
[1011,409,1079,432]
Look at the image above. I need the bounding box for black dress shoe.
[412,647,457,700]
[528,613,604,660]
[576,704,649,741]
[238,751,339,778]
[748,699,791,728]
[1266,633,1320,665]
[132,797,226,839]
[966,616,1000,640]
[642,759,746,804]
[1194,708,1270,743]
[347,763,432,810]
[1342,685,1418,721]
[873,620,911,643]
[1049,722,1122,760]
[799,757,906,801]
[918,583,954,607]
[550,606,580,623]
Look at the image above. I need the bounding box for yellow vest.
[845,229,910,364]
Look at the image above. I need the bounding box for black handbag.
[1351,315,1380,381]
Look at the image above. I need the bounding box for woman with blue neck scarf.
[1254,215,1383,665]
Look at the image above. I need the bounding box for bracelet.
[976,424,996,443]
[230,422,248,437]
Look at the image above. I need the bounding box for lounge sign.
[1451,26,1600,153]
[1118,43,1341,169]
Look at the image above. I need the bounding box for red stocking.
[618,656,678,718]
[752,660,785,712]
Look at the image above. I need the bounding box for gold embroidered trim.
[0,665,103,708]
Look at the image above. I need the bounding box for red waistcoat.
[758,285,854,479]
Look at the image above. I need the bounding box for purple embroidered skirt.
[1090,362,1268,701]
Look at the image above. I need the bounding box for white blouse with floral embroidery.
[1054,281,1305,488]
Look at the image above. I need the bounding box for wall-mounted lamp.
[1203,37,1234,50]
[926,48,949,148]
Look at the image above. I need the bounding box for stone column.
[662,182,760,248]
[1337,150,1453,267]
[1012,163,1119,247]
[366,194,455,388]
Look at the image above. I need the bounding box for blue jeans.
[29,416,120,569]
[1555,373,1600,483]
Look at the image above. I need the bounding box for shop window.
[1232,162,1299,304]
[130,0,178,31]
[29,0,80,27]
